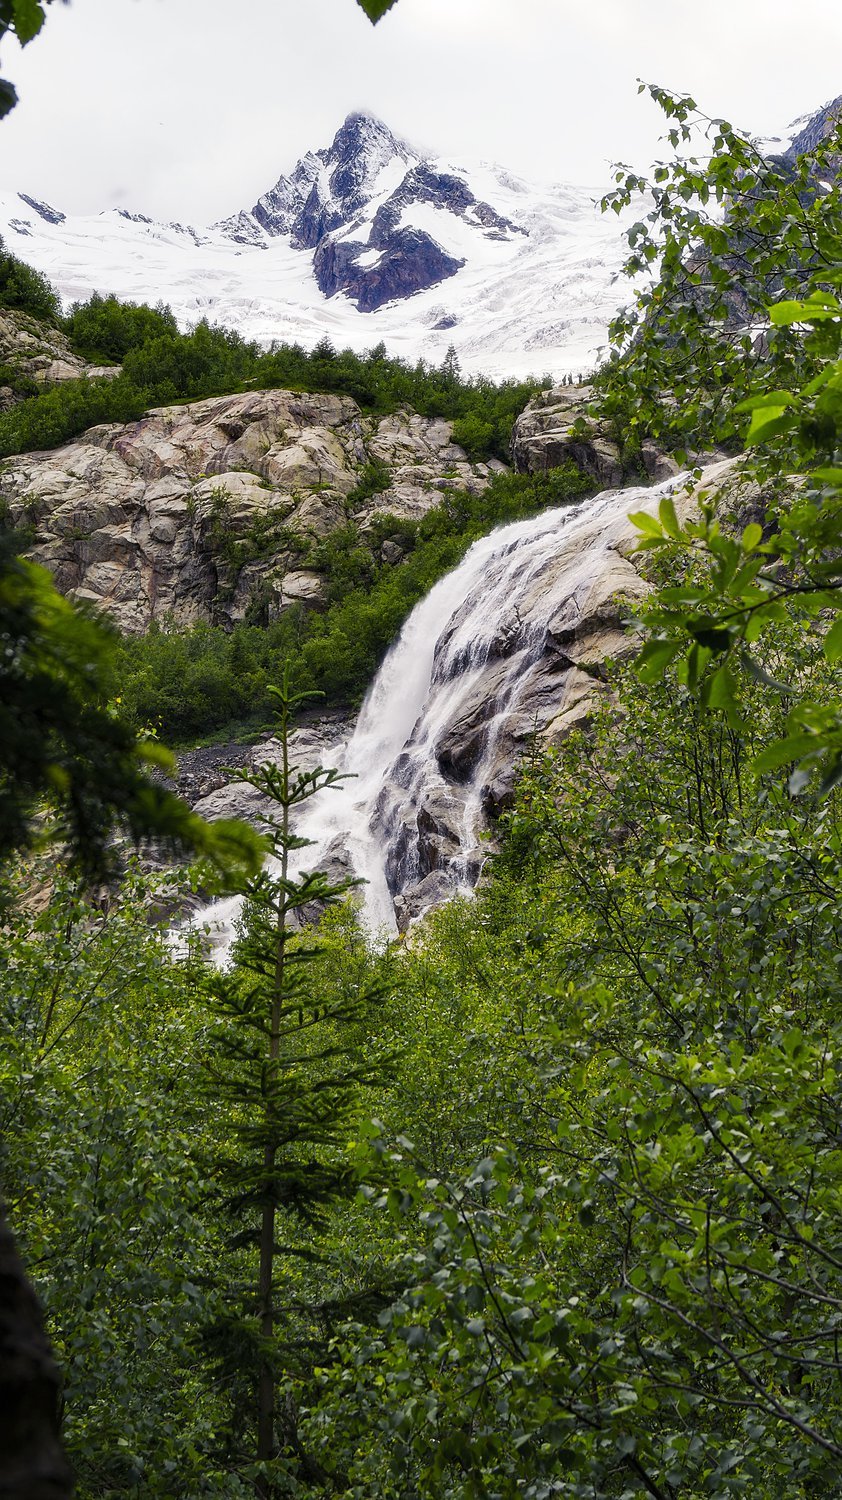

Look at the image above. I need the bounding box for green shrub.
[0,236,61,323]
[0,374,149,458]
[451,413,495,459]
[122,320,258,397]
[63,292,178,363]
[0,363,39,400]
[346,459,392,508]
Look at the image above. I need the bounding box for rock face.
[247,114,416,245]
[511,383,680,488]
[313,230,465,313]
[0,307,117,398]
[0,387,499,631]
[783,95,842,167]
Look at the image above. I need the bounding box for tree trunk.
[256,1158,276,1492]
[0,1204,73,1499]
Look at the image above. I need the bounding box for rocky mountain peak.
[246,111,419,249]
[785,94,842,159]
[327,110,415,175]
[219,111,530,311]
[2,110,640,376]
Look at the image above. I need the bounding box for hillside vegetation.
[0,253,587,742]
[0,266,539,463]
[4,633,842,1498]
[5,86,842,1500]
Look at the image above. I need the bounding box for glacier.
[0,112,639,382]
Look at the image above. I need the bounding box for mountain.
[0,112,637,381]
[757,95,842,162]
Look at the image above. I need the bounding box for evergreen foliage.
[196,671,384,1490]
[0,232,61,322]
[0,371,149,455]
[62,291,178,362]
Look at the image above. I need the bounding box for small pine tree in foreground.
[199,671,381,1495]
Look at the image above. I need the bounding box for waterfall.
[190,471,688,954]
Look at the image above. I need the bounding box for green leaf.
[745,409,793,444]
[0,77,17,119]
[658,494,681,539]
[629,510,665,539]
[689,620,730,652]
[355,0,399,19]
[636,638,683,683]
[802,366,837,398]
[770,296,840,326]
[702,663,735,710]
[741,522,763,551]
[753,734,819,772]
[735,390,798,412]
[823,615,842,664]
[11,0,44,44]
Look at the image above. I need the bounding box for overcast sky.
[1,0,841,221]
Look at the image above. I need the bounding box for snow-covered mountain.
[0,112,637,381]
[756,95,842,162]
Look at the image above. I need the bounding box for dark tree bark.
[0,1205,72,1499]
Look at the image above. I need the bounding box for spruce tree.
[200,672,380,1494]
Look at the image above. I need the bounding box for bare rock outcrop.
[511,383,679,488]
[1,388,497,631]
[0,307,117,399]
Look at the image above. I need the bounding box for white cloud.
[0,0,839,220]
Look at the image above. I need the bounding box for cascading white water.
[191,471,688,954]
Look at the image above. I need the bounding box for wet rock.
[393,870,458,934]
[434,656,516,782]
[415,785,464,871]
